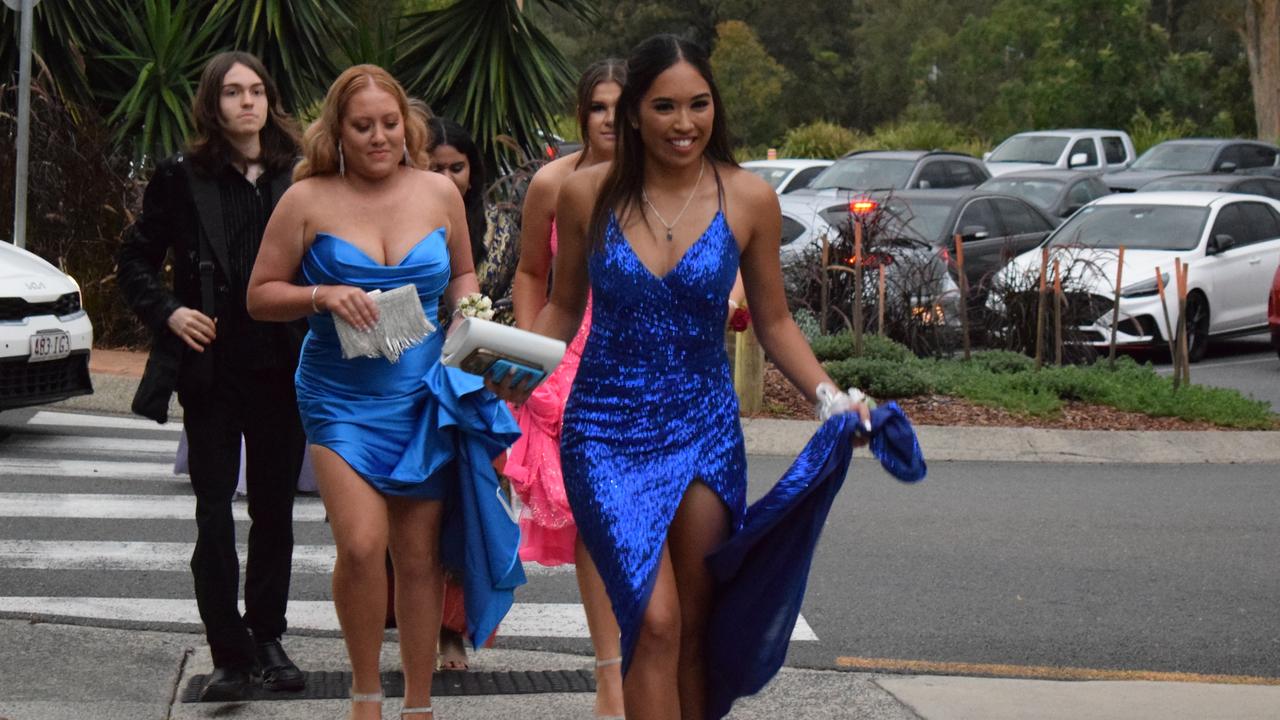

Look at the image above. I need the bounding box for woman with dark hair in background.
[490,35,869,719]
[426,117,520,304]
[117,50,307,702]
[506,58,627,719]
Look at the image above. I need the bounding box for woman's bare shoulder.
[720,163,775,202]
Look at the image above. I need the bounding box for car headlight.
[1120,272,1168,298]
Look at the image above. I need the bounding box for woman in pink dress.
[507,58,627,719]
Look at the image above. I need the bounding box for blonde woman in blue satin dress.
[248,65,522,720]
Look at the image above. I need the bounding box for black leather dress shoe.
[199,665,255,702]
[256,639,305,692]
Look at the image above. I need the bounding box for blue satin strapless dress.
[561,211,748,672]
[295,228,524,645]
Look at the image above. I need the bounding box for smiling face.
[339,82,405,180]
[218,62,267,141]
[428,144,471,196]
[635,61,713,169]
[585,80,622,157]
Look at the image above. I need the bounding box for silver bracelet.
[310,285,321,314]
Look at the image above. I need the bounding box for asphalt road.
[3,409,1278,684]
[1144,332,1280,412]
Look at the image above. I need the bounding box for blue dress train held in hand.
[294,228,525,646]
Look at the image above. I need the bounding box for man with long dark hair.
[117,51,307,700]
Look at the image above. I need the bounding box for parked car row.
[766,129,1280,364]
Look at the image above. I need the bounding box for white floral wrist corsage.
[456,293,495,321]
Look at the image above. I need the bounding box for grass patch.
[813,335,1277,430]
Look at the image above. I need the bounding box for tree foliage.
[710,20,788,147]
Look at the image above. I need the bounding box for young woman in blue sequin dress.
[491,35,869,720]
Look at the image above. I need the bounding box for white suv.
[985,129,1136,177]
[0,241,94,410]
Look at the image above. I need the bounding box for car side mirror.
[918,180,932,189]
[960,225,990,241]
[1068,152,1090,168]
[1209,233,1236,254]
[1216,161,1238,173]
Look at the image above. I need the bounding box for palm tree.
[397,0,597,171]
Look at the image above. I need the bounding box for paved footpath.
[0,349,1275,719]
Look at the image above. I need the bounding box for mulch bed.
[747,364,1236,431]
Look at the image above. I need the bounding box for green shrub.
[864,119,988,157]
[780,120,861,159]
[825,357,933,398]
[810,333,854,362]
[1129,109,1197,155]
[792,308,821,342]
[809,333,914,364]
[969,350,1035,375]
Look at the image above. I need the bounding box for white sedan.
[994,192,1280,361]
[0,241,94,410]
[743,159,833,195]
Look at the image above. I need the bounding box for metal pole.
[13,0,34,248]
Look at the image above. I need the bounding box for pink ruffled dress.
[505,222,592,566]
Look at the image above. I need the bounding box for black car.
[818,189,1057,291]
[976,169,1112,223]
[1104,139,1280,191]
[1137,172,1280,201]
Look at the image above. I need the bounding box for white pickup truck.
[984,129,1136,177]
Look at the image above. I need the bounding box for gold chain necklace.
[641,159,706,242]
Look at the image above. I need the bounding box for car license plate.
[29,330,71,363]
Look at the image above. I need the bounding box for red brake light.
[849,199,878,215]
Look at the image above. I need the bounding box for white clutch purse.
[332,284,435,363]
[441,317,566,387]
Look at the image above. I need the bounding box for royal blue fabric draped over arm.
[704,403,925,720]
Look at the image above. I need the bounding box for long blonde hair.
[294,64,430,181]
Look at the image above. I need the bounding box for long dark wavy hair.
[426,117,487,265]
[573,58,627,170]
[587,34,736,251]
[188,51,300,175]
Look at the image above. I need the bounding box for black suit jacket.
[117,154,300,411]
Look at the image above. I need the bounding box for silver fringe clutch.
[333,284,435,363]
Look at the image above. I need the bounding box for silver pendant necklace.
[642,159,705,242]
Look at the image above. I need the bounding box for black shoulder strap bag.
[131,157,224,423]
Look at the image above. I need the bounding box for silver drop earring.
[402,141,411,167]
[337,140,346,177]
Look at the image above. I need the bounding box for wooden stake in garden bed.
[1108,246,1125,368]
[954,234,971,361]
[878,263,886,336]
[820,232,831,332]
[1053,258,1063,366]
[1154,265,1180,390]
[1177,260,1191,387]
[853,221,864,357]
[1035,247,1048,371]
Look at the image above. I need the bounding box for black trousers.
[180,363,306,668]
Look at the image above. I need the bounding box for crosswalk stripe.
[0,493,327,522]
[0,458,179,480]
[0,540,337,573]
[0,539,572,577]
[24,411,183,433]
[3,435,179,456]
[0,597,817,640]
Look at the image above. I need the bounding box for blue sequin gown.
[561,209,748,671]
[295,228,525,645]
